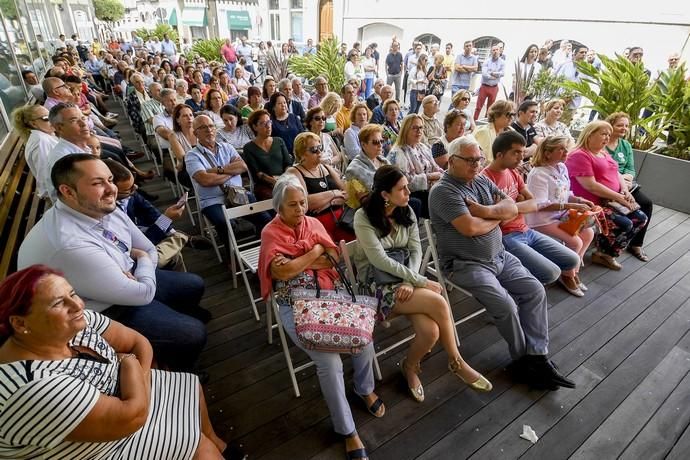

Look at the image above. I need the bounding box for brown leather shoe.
[591,252,622,270]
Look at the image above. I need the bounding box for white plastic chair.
[222,199,275,322]
[421,219,486,343]
[189,180,223,264]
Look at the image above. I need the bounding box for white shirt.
[18,200,158,312]
[24,130,59,198]
[45,138,92,200]
[153,112,173,149]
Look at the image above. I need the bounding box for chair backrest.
[223,199,274,220]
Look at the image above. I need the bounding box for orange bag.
[558,206,605,236]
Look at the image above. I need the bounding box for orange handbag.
[558,206,606,236]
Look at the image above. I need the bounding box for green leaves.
[288,37,346,90]
[134,24,178,45]
[563,54,662,150]
[189,38,225,62]
[93,0,125,23]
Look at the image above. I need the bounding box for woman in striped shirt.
[0,265,238,459]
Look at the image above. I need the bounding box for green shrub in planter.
[655,65,690,160]
[563,54,664,150]
[190,38,224,63]
[288,37,346,89]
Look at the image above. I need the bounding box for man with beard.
[18,154,209,372]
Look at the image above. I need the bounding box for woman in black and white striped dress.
[0,265,231,459]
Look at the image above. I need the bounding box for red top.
[221,44,237,63]
[565,148,621,204]
[480,167,529,234]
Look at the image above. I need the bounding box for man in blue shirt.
[236,36,255,76]
[451,41,478,97]
[474,44,505,120]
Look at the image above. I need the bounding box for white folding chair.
[222,199,274,322]
[421,219,486,344]
[164,147,195,226]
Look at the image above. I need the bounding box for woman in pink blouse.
[565,121,648,270]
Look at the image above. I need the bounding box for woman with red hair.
[0,265,239,459]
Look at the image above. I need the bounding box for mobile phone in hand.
[175,192,188,208]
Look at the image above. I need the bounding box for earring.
[384,199,391,208]
[23,330,29,334]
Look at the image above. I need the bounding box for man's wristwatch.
[217,166,223,174]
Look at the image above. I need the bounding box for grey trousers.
[279,303,375,435]
[387,73,402,102]
[447,250,549,360]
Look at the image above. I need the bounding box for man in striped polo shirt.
[429,136,575,391]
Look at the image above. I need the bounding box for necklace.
[302,164,328,189]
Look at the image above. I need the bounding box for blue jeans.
[103,269,207,371]
[448,250,549,360]
[279,302,374,435]
[503,229,580,284]
[225,62,236,77]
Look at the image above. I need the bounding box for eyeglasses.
[257,120,272,128]
[451,154,485,166]
[506,112,516,118]
[410,125,424,131]
[117,182,138,198]
[368,139,384,146]
[459,97,470,102]
[312,116,326,122]
[307,145,324,153]
[33,115,49,122]
[195,124,216,131]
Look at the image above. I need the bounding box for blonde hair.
[451,89,471,108]
[395,113,423,148]
[575,120,613,151]
[487,100,514,123]
[293,131,321,163]
[11,105,45,140]
[382,98,400,116]
[319,92,342,116]
[544,98,566,114]
[605,111,630,127]
[531,136,570,166]
[349,102,371,123]
[358,123,383,145]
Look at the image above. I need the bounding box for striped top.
[0,311,200,459]
[429,172,506,270]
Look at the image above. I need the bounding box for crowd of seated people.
[4,37,659,460]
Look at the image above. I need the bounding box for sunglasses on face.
[459,97,470,102]
[312,116,326,122]
[33,115,49,122]
[506,112,516,117]
[368,139,384,146]
[308,145,324,153]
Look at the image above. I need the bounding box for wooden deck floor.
[115,102,690,459]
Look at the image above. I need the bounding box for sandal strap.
[368,397,384,415]
[346,447,369,460]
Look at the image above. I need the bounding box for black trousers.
[631,187,653,247]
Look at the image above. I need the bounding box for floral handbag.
[292,254,378,354]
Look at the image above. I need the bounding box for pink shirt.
[565,148,620,204]
[481,167,529,235]
[221,44,237,63]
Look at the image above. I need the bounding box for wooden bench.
[0,132,46,280]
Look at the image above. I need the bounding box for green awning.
[168,9,177,26]
[227,10,251,30]
[181,8,207,27]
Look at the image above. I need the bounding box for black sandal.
[628,246,649,262]
[357,393,385,418]
[343,431,369,460]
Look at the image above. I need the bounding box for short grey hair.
[160,88,176,99]
[272,175,308,212]
[48,102,77,125]
[148,82,162,91]
[448,135,479,157]
[278,78,291,91]
[175,78,188,89]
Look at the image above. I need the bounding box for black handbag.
[368,248,410,285]
[336,205,356,232]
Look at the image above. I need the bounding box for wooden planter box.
[633,149,690,214]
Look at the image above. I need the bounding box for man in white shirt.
[161,33,177,62]
[18,154,208,371]
[152,88,176,150]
